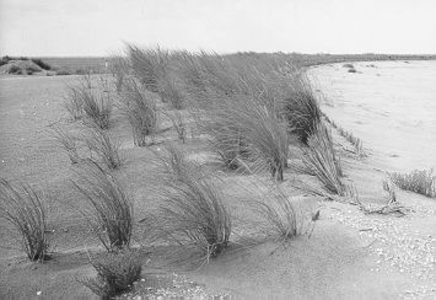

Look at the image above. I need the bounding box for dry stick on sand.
[355,180,409,216]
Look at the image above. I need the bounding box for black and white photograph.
[0,0,435,299]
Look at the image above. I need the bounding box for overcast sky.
[0,0,435,56]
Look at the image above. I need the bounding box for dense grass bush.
[171,51,210,104]
[152,145,231,265]
[81,87,112,129]
[83,126,121,169]
[125,46,323,179]
[127,45,185,109]
[170,52,306,179]
[63,76,112,128]
[201,105,249,170]
[252,187,298,242]
[281,74,321,144]
[229,98,291,181]
[390,169,436,198]
[31,58,51,70]
[119,79,158,146]
[302,123,344,195]
[81,250,141,299]
[73,162,133,251]
[70,77,113,129]
[0,179,49,261]
[51,125,81,164]
[127,44,169,93]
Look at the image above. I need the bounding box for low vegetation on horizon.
[1,52,435,77]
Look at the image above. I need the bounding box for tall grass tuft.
[108,54,130,93]
[81,250,142,300]
[236,178,318,243]
[252,188,298,242]
[390,169,436,198]
[200,94,290,180]
[302,123,344,195]
[237,101,290,181]
[80,86,113,130]
[0,179,49,261]
[282,74,321,144]
[51,125,81,164]
[127,45,169,93]
[72,162,133,251]
[202,110,247,170]
[158,75,185,109]
[152,145,231,266]
[82,126,121,170]
[119,79,158,146]
[63,84,84,121]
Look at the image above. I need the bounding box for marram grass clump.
[0,179,49,261]
[80,250,142,300]
[151,145,232,267]
[72,162,133,251]
[119,79,158,147]
[302,123,344,195]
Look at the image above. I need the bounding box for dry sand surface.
[308,60,436,173]
[0,62,435,299]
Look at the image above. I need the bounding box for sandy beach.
[308,60,436,173]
